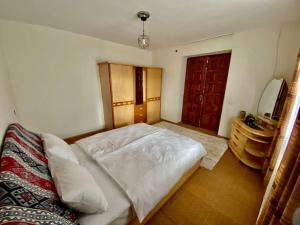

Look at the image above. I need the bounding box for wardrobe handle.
[199,94,203,103]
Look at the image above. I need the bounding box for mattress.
[70,144,134,225]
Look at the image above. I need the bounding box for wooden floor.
[146,150,265,225]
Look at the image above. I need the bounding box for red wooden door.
[182,57,207,127]
[182,53,231,132]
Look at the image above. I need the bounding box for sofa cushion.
[0,124,78,224]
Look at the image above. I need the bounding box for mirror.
[258,78,288,121]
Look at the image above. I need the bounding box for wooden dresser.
[229,118,274,171]
[98,62,162,129]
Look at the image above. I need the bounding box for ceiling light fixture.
[137,11,150,49]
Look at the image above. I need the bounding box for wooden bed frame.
[128,160,201,225]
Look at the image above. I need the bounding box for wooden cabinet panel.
[147,68,162,124]
[113,105,134,128]
[147,100,161,124]
[99,63,114,129]
[143,69,147,102]
[110,64,134,102]
[147,68,162,98]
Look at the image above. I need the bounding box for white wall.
[0,20,299,139]
[0,45,16,145]
[0,20,152,138]
[276,22,300,82]
[153,23,300,137]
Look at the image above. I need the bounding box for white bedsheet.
[76,123,207,222]
[71,144,133,225]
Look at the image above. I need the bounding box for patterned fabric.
[264,52,300,183]
[0,205,75,225]
[0,124,78,225]
[264,81,299,182]
[257,52,300,225]
[257,110,300,225]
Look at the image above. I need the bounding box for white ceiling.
[0,0,299,49]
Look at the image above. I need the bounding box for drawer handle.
[139,107,143,110]
[234,134,239,140]
[139,114,143,116]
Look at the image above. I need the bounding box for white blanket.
[76,123,206,222]
[76,123,161,158]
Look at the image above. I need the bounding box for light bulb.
[138,34,150,49]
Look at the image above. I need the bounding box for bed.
[0,123,206,225]
[72,123,207,225]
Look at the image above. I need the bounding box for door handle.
[199,94,203,103]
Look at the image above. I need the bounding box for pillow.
[42,133,79,164]
[49,156,108,214]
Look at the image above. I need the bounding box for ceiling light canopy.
[137,11,150,49]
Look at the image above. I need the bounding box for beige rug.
[154,121,228,170]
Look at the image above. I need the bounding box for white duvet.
[76,123,206,222]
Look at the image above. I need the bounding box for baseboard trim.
[160,119,229,140]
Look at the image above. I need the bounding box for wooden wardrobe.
[98,62,162,129]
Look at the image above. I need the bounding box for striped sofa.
[0,124,78,225]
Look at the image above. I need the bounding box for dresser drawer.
[230,123,247,156]
[229,138,242,156]
[134,104,147,123]
[136,106,144,111]
[135,113,146,121]
[231,129,247,145]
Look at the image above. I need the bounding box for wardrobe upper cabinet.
[110,64,134,103]
[147,68,162,124]
[98,62,162,129]
[147,68,162,98]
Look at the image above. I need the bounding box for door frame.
[180,50,232,134]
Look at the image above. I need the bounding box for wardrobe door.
[147,68,162,124]
[147,101,160,124]
[113,105,134,128]
[110,64,134,128]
